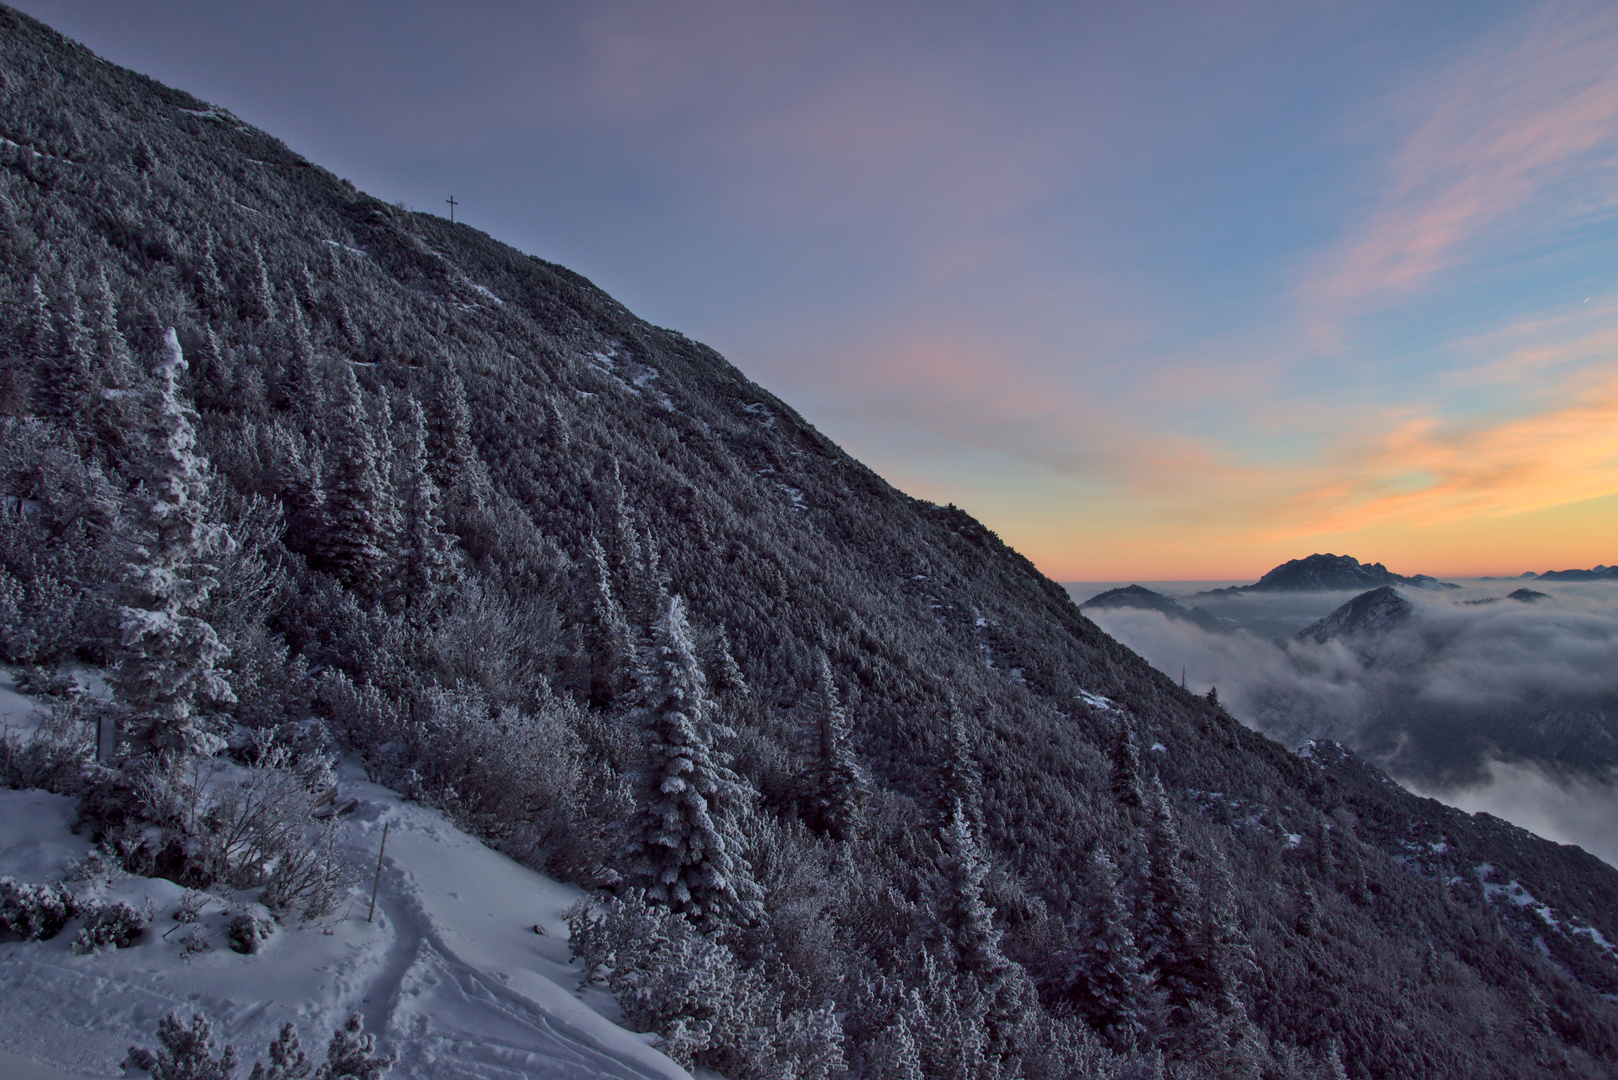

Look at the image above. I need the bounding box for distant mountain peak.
[1534,565,1618,582]
[1201,553,1456,594]
[1079,584,1228,633]
[1297,585,1414,645]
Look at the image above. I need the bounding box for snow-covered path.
[0,737,688,1080]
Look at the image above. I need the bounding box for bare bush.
[0,694,95,792]
[123,733,353,917]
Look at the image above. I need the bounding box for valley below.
[1071,572,1618,867]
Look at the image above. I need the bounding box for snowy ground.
[0,673,690,1080]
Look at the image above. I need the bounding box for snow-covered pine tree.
[90,269,135,384]
[1296,880,1322,937]
[580,535,633,709]
[317,362,388,597]
[35,273,94,437]
[282,302,322,434]
[706,626,747,698]
[249,1022,311,1080]
[194,229,227,317]
[867,987,927,1080]
[1059,847,1157,1050]
[247,241,277,322]
[935,801,1003,975]
[125,1012,239,1080]
[933,799,1033,1061]
[314,1014,394,1080]
[388,397,454,614]
[89,268,139,457]
[1311,815,1333,880]
[1110,720,1145,809]
[192,325,221,384]
[111,328,234,756]
[623,592,757,927]
[427,360,482,512]
[365,391,401,549]
[1140,779,1202,1018]
[806,652,865,841]
[24,273,53,365]
[270,421,324,558]
[936,692,984,828]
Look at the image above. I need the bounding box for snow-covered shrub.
[172,889,207,924]
[12,664,81,697]
[316,1013,395,1080]
[258,815,354,919]
[565,891,764,1065]
[0,418,120,666]
[125,1012,238,1080]
[177,925,211,960]
[0,694,95,793]
[247,1022,310,1080]
[0,876,77,939]
[321,670,595,875]
[72,898,148,952]
[565,891,843,1077]
[122,735,354,916]
[227,911,274,954]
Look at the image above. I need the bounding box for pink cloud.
[1300,2,1618,330]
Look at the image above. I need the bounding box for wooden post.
[97,713,117,762]
[445,195,457,224]
[367,822,389,923]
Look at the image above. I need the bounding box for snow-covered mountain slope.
[0,685,685,1080]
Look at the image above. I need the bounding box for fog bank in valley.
[1077,580,1618,867]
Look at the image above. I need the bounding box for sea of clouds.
[1072,579,1618,867]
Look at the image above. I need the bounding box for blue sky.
[18,0,1618,579]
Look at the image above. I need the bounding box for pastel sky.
[18,0,1618,580]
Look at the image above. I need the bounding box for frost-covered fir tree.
[388,397,454,613]
[936,802,1008,984]
[706,626,747,698]
[427,360,486,521]
[282,302,322,433]
[934,799,1032,1060]
[24,273,53,366]
[318,363,388,596]
[247,241,277,322]
[580,535,634,709]
[1059,848,1157,1050]
[806,652,865,841]
[1140,779,1202,1017]
[623,593,757,926]
[935,692,983,828]
[194,229,227,317]
[1110,720,1145,809]
[125,1012,239,1080]
[90,268,135,388]
[111,328,234,755]
[315,1014,395,1080]
[35,273,93,437]
[89,269,139,456]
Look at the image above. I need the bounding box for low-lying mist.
[1076,580,1618,867]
